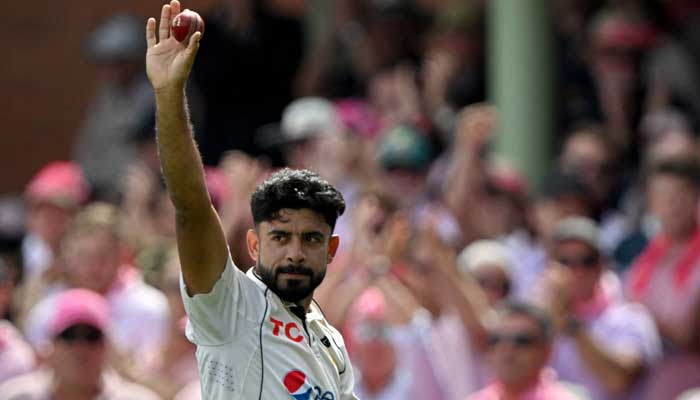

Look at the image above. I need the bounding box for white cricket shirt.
[181,255,358,400]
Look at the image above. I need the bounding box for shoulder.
[465,385,499,400]
[0,369,52,398]
[600,301,656,330]
[104,370,161,400]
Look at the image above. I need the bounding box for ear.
[246,229,260,262]
[327,234,340,263]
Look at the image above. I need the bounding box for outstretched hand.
[146,0,202,91]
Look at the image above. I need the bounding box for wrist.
[154,83,186,97]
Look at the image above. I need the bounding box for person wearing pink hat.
[22,161,90,280]
[0,289,159,399]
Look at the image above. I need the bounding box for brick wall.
[1,0,216,193]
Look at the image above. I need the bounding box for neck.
[667,224,697,245]
[52,378,101,400]
[364,369,394,394]
[501,375,540,399]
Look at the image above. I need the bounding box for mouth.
[278,272,310,279]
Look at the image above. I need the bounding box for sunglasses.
[556,253,599,269]
[489,332,541,348]
[475,276,510,293]
[56,325,104,344]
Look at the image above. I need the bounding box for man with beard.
[145,2,357,399]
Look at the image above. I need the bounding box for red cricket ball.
[170,9,205,43]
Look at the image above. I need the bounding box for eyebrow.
[267,229,291,237]
[266,229,326,239]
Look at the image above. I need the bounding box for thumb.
[183,31,202,68]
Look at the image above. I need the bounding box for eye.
[304,235,322,244]
[271,234,285,242]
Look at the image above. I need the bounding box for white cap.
[281,97,340,141]
[457,240,512,278]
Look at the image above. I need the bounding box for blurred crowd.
[2,0,700,399]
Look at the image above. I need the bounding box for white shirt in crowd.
[24,269,170,361]
[181,254,358,400]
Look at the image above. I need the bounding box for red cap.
[25,161,89,208]
[48,289,109,337]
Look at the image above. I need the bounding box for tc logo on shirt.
[283,370,335,400]
[270,317,304,343]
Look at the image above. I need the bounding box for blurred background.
[1,0,700,399]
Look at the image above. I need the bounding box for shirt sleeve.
[338,341,359,400]
[180,254,264,346]
[593,303,662,366]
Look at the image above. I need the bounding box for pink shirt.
[467,371,580,400]
[0,320,35,383]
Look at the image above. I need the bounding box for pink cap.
[48,289,109,337]
[349,287,387,323]
[25,161,89,208]
[334,98,380,139]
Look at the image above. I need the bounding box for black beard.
[256,260,326,302]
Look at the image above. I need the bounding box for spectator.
[540,217,661,400]
[468,301,584,400]
[0,289,159,399]
[347,287,441,400]
[625,158,700,399]
[73,14,154,201]
[21,161,89,280]
[23,203,170,365]
[457,240,512,306]
[190,0,307,164]
[0,258,35,383]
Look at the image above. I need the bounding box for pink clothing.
[467,371,580,400]
[0,368,159,400]
[625,229,700,333]
[0,320,35,383]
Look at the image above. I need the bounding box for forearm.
[449,276,490,350]
[155,86,211,214]
[573,330,642,393]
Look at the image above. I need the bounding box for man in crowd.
[468,301,582,400]
[542,217,661,399]
[625,157,700,399]
[145,1,358,398]
[0,289,158,399]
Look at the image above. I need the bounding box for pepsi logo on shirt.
[284,370,335,400]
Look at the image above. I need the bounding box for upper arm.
[176,204,229,295]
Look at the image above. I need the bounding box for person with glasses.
[468,301,583,400]
[538,217,661,400]
[0,289,158,399]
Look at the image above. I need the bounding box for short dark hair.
[494,301,553,341]
[250,169,346,230]
[646,157,700,188]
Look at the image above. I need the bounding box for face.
[532,197,590,239]
[552,240,602,301]
[62,229,121,294]
[561,133,613,202]
[472,265,510,305]
[648,174,699,238]
[488,314,550,387]
[354,322,397,385]
[49,324,106,387]
[247,209,339,303]
[28,202,75,247]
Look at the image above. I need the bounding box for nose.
[286,237,306,265]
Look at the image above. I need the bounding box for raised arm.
[146,0,227,294]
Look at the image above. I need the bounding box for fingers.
[146,18,157,48]
[158,3,172,42]
[170,0,181,16]
[186,31,202,55]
